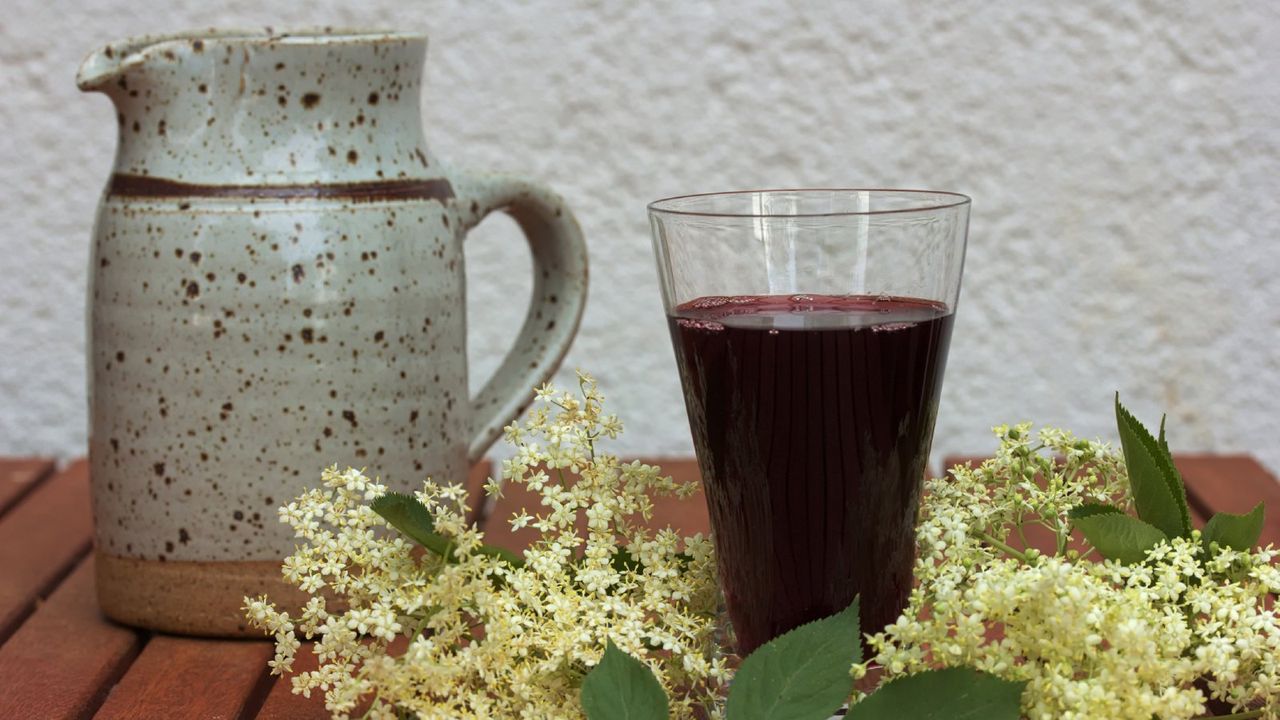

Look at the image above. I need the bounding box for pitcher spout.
[76,29,264,92]
[77,28,430,183]
[79,33,180,91]
[77,28,428,94]
[77,38,142,92]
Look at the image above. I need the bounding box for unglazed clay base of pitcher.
[96,551,321,636]
[78,29,587,636]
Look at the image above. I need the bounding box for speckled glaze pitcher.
[77,29,587,636]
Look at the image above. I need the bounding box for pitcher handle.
[454,172,589,464]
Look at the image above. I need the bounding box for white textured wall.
[2,1,1278,475]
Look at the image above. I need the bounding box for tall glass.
[649,189,969,655]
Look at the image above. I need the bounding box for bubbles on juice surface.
[677,318,725,332]
[871,322,918,333]
[690,296,730,309]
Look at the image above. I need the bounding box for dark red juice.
[668,294,954,655]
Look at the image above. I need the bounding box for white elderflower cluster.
[861,425,1280,719]
[246,372,725,719]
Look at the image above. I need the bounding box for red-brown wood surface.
[0,457,54,518]
[94,635,274,719]
[256,638,411,720]
[255,642,327,720]
[0,453,1273,718]
[1178,454,1280,545]
[0,460,92,643]
[0,558,142,719]
[464,459,496,526]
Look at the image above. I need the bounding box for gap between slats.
[0,461,95,646]
[0,556,145,720]
[0,458,56,521]
[93,635,273,719]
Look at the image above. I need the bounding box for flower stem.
[978,532,1031,562]
[1198,711,1263,720]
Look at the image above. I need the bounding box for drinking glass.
[648,189,970,654]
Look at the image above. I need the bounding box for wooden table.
[0,455,1276,719]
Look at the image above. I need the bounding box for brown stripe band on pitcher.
[107,174,455,203]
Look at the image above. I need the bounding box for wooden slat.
[94,636,273,719]
[463,460,493,527]
[255,642,327,720]
[481,458,710,551]
[0,557,142,719]
[256,636,409,720]
[0,460,92,642]
[0,458,55,518]
[1177,455,1280,545]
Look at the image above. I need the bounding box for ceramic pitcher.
[77,29,587,635]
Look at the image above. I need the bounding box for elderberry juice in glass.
[649,190,969,655]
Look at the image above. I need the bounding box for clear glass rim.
[647,188,972,219]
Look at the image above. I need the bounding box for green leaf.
[847,667,1026,720]
[606,547,690,573]
[725,597,861,720]
[1202,503,1265,551]
[1072,512,1168,564]
[371,492,454,557]
[580,640,669,720]
[371,492,524,567]
[1115,395,1191,538]
[1068,503,1124,521]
